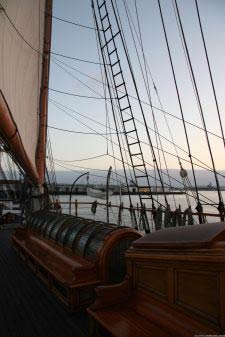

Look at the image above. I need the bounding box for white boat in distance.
[87,187,113,200]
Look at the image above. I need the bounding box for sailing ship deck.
[0,226,88,337]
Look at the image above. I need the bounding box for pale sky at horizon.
[48,0,225,188]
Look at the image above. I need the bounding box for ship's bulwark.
[0,228,88,337]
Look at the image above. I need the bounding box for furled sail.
[0,0,52,186]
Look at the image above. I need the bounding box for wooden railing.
[50,200,224,223]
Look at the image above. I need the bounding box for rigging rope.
[48,125,123,135]
[158,0,201,219]
[53,56,224,143]
[2,0,221,215]
[95,0,156,215]
[54,154,107,162]
[0,5,106,66]
[50,125,219,209]
[49,98,225,182]
[107,153,219,209]
[92,1,134,206]
[51,14,100,31]
[51,56,225,182]
[114,0,165,204]
[48,87,113,99]
[0,4,40,53]
[52,56,224,141]
[93,9,122,205]
[54,160,109,172]
[46,133,58,194]
[54,161,126,185]
[108,0,168,206]
[134,0,176,206]
[50,51,108,65]
[195,0,225,148]
[123,0,181,167]
[173,0,224,212]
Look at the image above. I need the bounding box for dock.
[49,183,185,195]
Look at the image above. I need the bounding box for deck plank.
[0,228,88,337]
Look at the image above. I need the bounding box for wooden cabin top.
[27,210,140,263]
[88,222,225,336]
[21,210,141,284]
[132,222,225,249]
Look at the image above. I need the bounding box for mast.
[36,0,53,187]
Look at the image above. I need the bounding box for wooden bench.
[12,211,141,311]
[88,222,225,336]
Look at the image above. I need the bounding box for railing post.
[106,166,112,224]
[75,199,78,217]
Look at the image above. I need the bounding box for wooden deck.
[0,227,88,337]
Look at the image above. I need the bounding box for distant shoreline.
[50,191,186,195]
[50,188,222,196]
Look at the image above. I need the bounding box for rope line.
[51,14,100,31]
[47,125,123,135]
[49,98,225,178]
[158,0,201,213]
[195,0,225,148]
[0,5,106,65]
[48,87,113,99]
[134,0,175,205]
[123,0,181,165]
[50,98,219,206]
[93,4,122,206]
[51,51,108,65]
[92,1,134,206]
[0,3,40,53]
[112,0,167,205]
[54,154,107,162]
[173,0,223,207]
[52,56,224,141]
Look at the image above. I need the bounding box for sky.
[48,0,225,187]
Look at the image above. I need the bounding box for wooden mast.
[36,0,53,186]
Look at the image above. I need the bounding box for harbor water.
[58,191,225,230]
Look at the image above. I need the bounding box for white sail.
[0,0,52,185]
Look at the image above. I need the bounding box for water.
[58,191,225,230]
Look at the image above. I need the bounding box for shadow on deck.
[0,227,88,337]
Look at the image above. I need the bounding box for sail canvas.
[0,0,52,185]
